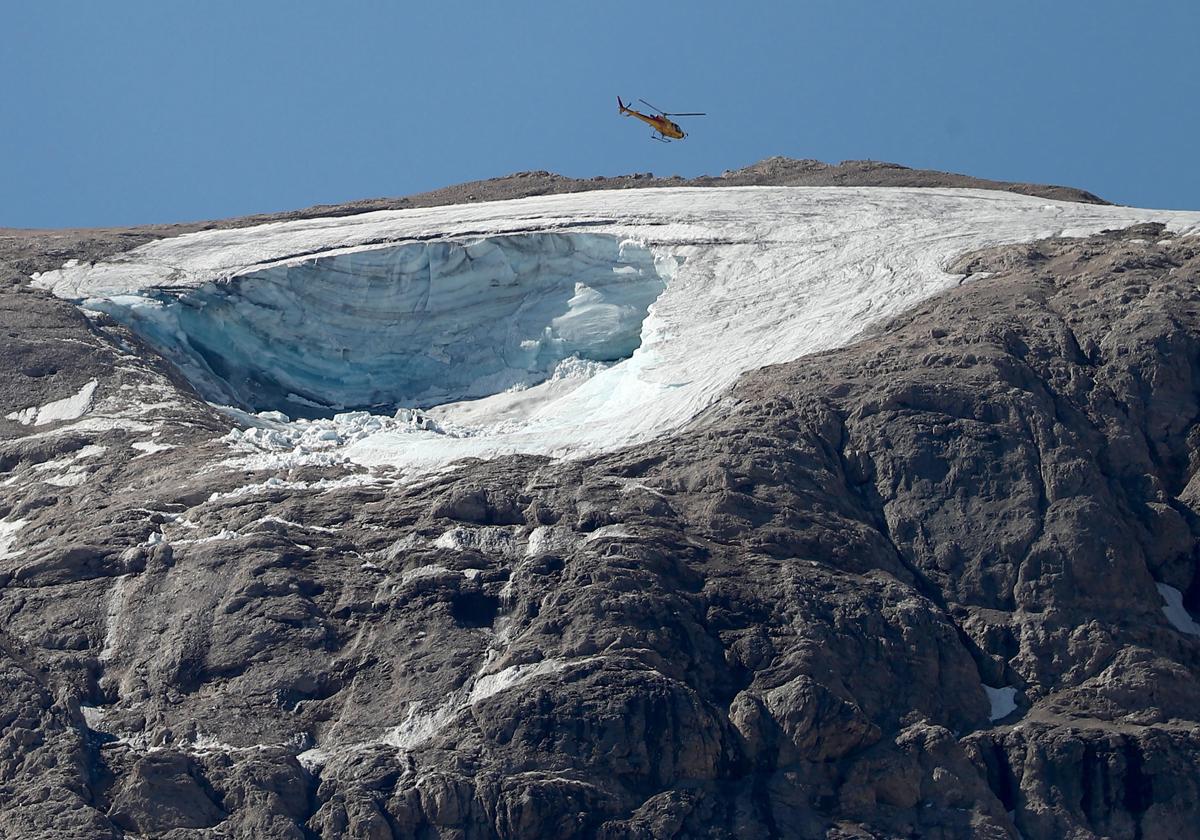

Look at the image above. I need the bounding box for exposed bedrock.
[2,222,1200,839]
[87,233,669,415]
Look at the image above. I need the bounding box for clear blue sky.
[4,0,1198,228]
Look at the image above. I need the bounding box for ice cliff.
[81,234,668,417]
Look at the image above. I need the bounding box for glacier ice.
[83,233,669,417]
[32,186,1200,472]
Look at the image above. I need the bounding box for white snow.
[383,699,464,750]
[34,457,81,475]
[470,654,614,705]
[0,518,28,561]
[30,444,107,487]
[1156,583,1200,636]
[79,704,105,730]
[32,187,1200,473]
[469,658,572,704]
[6,379,98,426]
[131,440,175,457]
[42,469,92,487]
[984,685,1018,721]
[10,416,155,441]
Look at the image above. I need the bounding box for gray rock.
[1,165,1197,839]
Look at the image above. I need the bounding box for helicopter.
[618,97,705,142]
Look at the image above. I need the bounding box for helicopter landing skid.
[651,134,672,143]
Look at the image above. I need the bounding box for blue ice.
[86,233,667,416]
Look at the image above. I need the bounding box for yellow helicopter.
[618,97,706,142]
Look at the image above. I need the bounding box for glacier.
[32,186,1200,472]
[80,233,670,416]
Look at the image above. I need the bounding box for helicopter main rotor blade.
[637,98,706,117]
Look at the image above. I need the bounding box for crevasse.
[87,233,669,416]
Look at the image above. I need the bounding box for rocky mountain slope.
[1,161,1198,839]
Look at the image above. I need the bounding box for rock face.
[1,162,1199,839]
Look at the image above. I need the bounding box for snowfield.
[32,186,1200,472]
[5,379,98,426]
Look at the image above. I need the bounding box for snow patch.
[12,416,155,441]
[0,518,29,561]
[79,704,105,729]
[984,685,1018,721]
[31,446,105,486]
[6,379,98,426]
[470,659,571,704]
[132,440,175,457]
[44,470,92,487]
[293,655,610,764]
[469,655,608,705]
[1157,583,1200,636]
[383,699,464,750]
